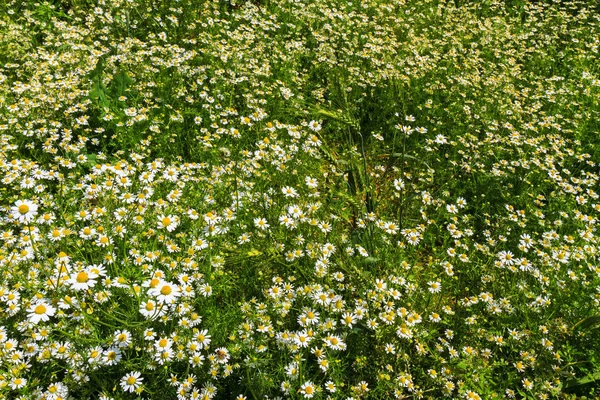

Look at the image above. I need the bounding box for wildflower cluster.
[0,0,599,398]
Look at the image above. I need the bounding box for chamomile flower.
[113,330,132,348]
[238,233,251,244]
[192,237,209,250]
[305,176,318,189]
[103,347,122,366]
[11,200,38,223]
[69,267,99,291]
[9,377,27,389]
[308,120,321,131]
[194,330,211,349]
[79,226,96,239]
[393,178,405,191]
[149,280,181,304]
[428,281,442,293]
[294,330,311,348]
[27,299,56,324]
[214,347,230,364]
[158,215,179,232]
[299,381,317,398]
[281,186,299,198]
[254,217,270,230]
[120,371,143,393]
[95,234,113,248]
[324,335,346,350]
[325,381,336,393]
[341,312,356,328]
[285,362,299,379]
[199,283,212,297]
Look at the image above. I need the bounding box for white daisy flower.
[9,377,27,390]
[157,215,179,232]
[27,299,56,324]
[139,299,166,320]
[308,120,321,132]
[149,280,181,304]
[428,281,442,293]
[11,200,38,223]
[281,186,299,198]
[120,371,143,393]
[299,381,317,398]
[254,217,270,230]
[69,267,99,291]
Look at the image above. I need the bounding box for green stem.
[398,127,407,230]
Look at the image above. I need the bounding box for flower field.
[1,0,599,398]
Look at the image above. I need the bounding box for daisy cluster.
[0,0,599,399]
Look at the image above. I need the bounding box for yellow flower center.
[145,302,155,311]
[34,304,47,315]
[161,285,172,295]
[126,376,137,385]
[76,272,89,283]
[159,339,168,348]
[18,204,29,214]
[305,386,314,394]
[162,217,171,226]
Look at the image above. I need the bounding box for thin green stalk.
[398,126,407,231]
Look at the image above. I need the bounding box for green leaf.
[573,315,600,331]
[85,154,98,166]
[386,152,432,170]
[360,257,380,265]
[453,360,468,371]
[577,372,600,385]
[88,88,101,100]
[332,189,363,212]
[110,71,133,98]
[564,371,600,389]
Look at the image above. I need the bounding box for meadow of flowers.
[0,0,599,398]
